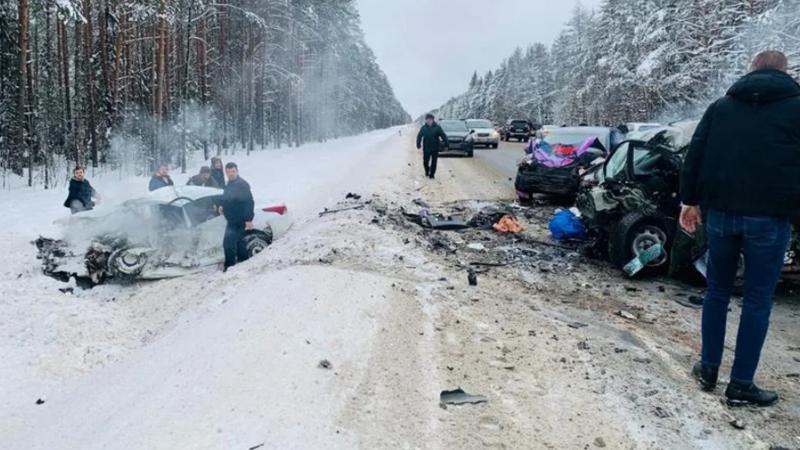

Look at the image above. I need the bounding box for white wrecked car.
[36,186,291,285]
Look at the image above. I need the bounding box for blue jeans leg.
[701,210,742,368]
[730,216,791,383]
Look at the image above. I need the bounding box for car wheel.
[518,196,533,206]
[108,248,148,282]
[609,213,671,275]
[524,137,530,143]
[244,228,273,257]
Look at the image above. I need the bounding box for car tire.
[244,228,273,257]
[518,196,533,207]
[608,213,671,275]
[107,248,147,283]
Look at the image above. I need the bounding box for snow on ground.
[0,127,411,447]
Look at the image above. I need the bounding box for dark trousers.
[423,151,438,177]
[701,209,791,383]
[223,223,249,270]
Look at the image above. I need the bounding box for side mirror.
[469,130,476,134]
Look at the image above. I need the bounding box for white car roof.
[143,186,223,204]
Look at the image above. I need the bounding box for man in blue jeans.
[680,50,800,407]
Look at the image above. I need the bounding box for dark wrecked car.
[36,186,292,286]
[576,121,800,278]
[439,119,475,157]
[515,127,623,202]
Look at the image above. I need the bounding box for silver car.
[465,119,501,149]
[37,186,291,285]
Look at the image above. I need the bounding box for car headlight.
[490,131,499,138]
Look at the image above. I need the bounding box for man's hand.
[245,221,255,231]
[679,204,702,235]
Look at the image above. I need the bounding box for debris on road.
[623,243,665,277]
[440,388,488,408]
[729,419,746,430]
[318,359,333,370]
[493,215,524,233]
[345,192,362,200]
[674,296,703,309]
[319,205,365,217]
[616,310,638,321]
[549,209,587,241]
[468,271,478,286]
[35,398,46,405]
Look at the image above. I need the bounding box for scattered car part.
[440,388,487,408]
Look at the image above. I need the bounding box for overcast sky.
[356,0,603,117]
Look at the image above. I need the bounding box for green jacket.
[416,123,448,153]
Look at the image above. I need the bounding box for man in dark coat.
[187,166,221,188]
[416,113,448,179]
[63,166,99,214]
[681,51,800,407]
[210,157,225,188]
[149,164,174,191]
[219,162,255,270]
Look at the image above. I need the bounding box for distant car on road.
[37,186,291,285]
[465,119,501,149]
[515,126,622,202]
[503,119,533,142]
[439,119,475,157]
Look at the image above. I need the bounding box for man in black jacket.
[220,162,255,270]
[63,166,99,214]
[187,166,221,188]
[416,113,448,179]
[681,51,800,407]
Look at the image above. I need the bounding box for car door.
[183,195,226,265]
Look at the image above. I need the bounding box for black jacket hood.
[727,69,800,105]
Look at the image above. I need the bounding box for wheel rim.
[631,225,668,267]
[247,238,269,256]
[110,249,147,276]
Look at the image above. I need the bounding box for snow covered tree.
[0,0,410,186]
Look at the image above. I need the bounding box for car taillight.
[263,205,287,215]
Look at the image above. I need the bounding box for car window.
[157,204,188,229]
[544,132,600,146]
[440,121,467,132]
[605,142,630,180]
[185,195,223,226]
[466,120,492,129]
[633,149,667,177]
[511,121,528,127]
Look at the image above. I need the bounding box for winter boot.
[692,361,719,391]
[725,381,778,407]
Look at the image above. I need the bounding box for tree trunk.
[17,0,30,181]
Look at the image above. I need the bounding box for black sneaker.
[725,381,778,407]
[692,361,718,391]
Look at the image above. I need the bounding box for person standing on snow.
[416,113,448,179]
[186,166,220,188]
[210,157,225,188]
[63,166,100,214]
[219,162,255,271]
[149,164,174,191]
[681,50,800,407]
